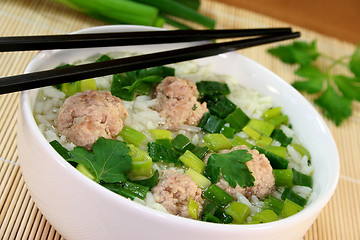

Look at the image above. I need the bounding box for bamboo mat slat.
[0,0,359,239]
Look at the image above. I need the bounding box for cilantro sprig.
[268,41,360,126]
[204,150,255,188]
[68,137,132,183]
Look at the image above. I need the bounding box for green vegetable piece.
[149,129,172,140]
[188,198,199,220]
[334,75,360,101]
[242,125,261,140]
[263,145,287,158]
[179,150,206,173]
[176,0,200,10]
[262,107,282,120]
[61,81,80,97]
[314,85,352,126]
[201,202,233,224]
[76,163,95,181]
[349,46,360,77]
[203,184,234,208]
[196,81,230,97]
[292,65,326,94]
[252,146,289,169]
[202,114,225,133]
[96,54,112,62]
[247,119,275,137]
[172,134,195,153]
[256,135,273,146]
[197,112,210,128]
[280,198,304,218]
[273,169,293,187]
[269,115,289,127]
[281,188,308,207]
[68,137,132,183]
[186,168,211,189]
[127,145,153,180]
[271,129,292,147]
[225,201,250,224]
[202,213,220,223]
[225,108,250,132]
[119,126,146,147]
[155,139,173,148]
[205,149,254,188]
[203,133,232,152]
[133,170,159,190]
[208,97,236,118]
[231,136,253,148]
[50,140,71,160]
[292,168,313,188]
[291,143,311,160]
[147,142,182,165]
[122,181,149,200]
[220,126,235,139]
[79,79,97,92]
[251,209,278,223]
[263,195,284,215]
[190,146,209,160]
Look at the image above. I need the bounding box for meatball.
[154,76,208,131]
[54,90,128,150]
[205,145,275,200]
[152,169,203,218]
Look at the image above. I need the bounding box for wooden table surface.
[214,0,360,44]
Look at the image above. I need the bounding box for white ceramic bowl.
[18,25,339,240]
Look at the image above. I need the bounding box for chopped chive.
[172,134,195,153]
[202,114,225,133]
[263,195,284,215]
[196,81,230,97]
[203,184,234,208]
[179,150,206,173]
[203,133,232,152]
[292,168,313,188]
[220,126,235,139]
[208,96,236,118]
[271,129,293,147]
[198,112,211,128]
[281,187,307,207]
[280,198,304,218]
[224,201,250,224]
[119,126,146,147]
[190,146,209,160]
[225,108,250,132]
[273,169,293,187]
[155,139,173,148]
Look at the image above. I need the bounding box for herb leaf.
[268,41,320,66]
[314,85,352,126]
[69,137,132,183]
[205,150,254,188]
[292,65,326,93]
[334,75,360,101]
[349,46,360,77]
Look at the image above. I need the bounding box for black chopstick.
[0,28,292,52]
[0,32,300,95]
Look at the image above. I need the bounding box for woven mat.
[0,0,359,239]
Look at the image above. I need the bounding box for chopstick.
[0,31,300,95]
[0,28,293,52]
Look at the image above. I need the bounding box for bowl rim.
[20,24,340,232]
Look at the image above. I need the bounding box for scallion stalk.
[186,168,211,189]
[179,150,206,173]
[203,184,234,208]
[119,126,146,147]
[203,133,232,152]
[188,198,199,220]
[224,201,250,224]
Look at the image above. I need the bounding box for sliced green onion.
[269,115,289,127]
[147,142,182,165]
[50,140,71,160]
[231,136,253,148]
[263,145,287,158]
[179,150,205,173]
[247,119,275,137]
[188,198,199,220]
[202,114,225,133]
[281,187,307,207]
[252,146,289,169]
[172,134,194,153]
[273,169,293,187]
[271,129,293,147]
[203,133,232,152]
[220,126,235,139]
[155,139,173,148]
[186,168,211,189]
[133,170,159,190]
[96,54,112,62]
[263,195,284,215]
[149,129,172,140]
[251,209,278,223]
[262,107,282,120]
[280,198,304,218]
[196,81,230,97]
[122,181,149,200]
[190,146,209,160]
[242,125,261,140]
[127,145,153,180]
[203,184,234,208]
[291,143,311,161]
[224,108,250,132]
[292,168,313,188]
[76,163,95,181]
[256,135,273,146]
[208,96,236,119]
[224,201,250,224]
[79,79,97,92]
[61,81,79,97]
[198,112,211,128]
[119,126,146,147]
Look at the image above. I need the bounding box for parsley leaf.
[334,75,360,101]
[204,150,254,188]
[314,85,352,126]
[268,41,320,66]
[68,137,132,183]
[292,65,326,93]
[349,46,360,77]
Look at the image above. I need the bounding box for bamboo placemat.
[0,0,359,239]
